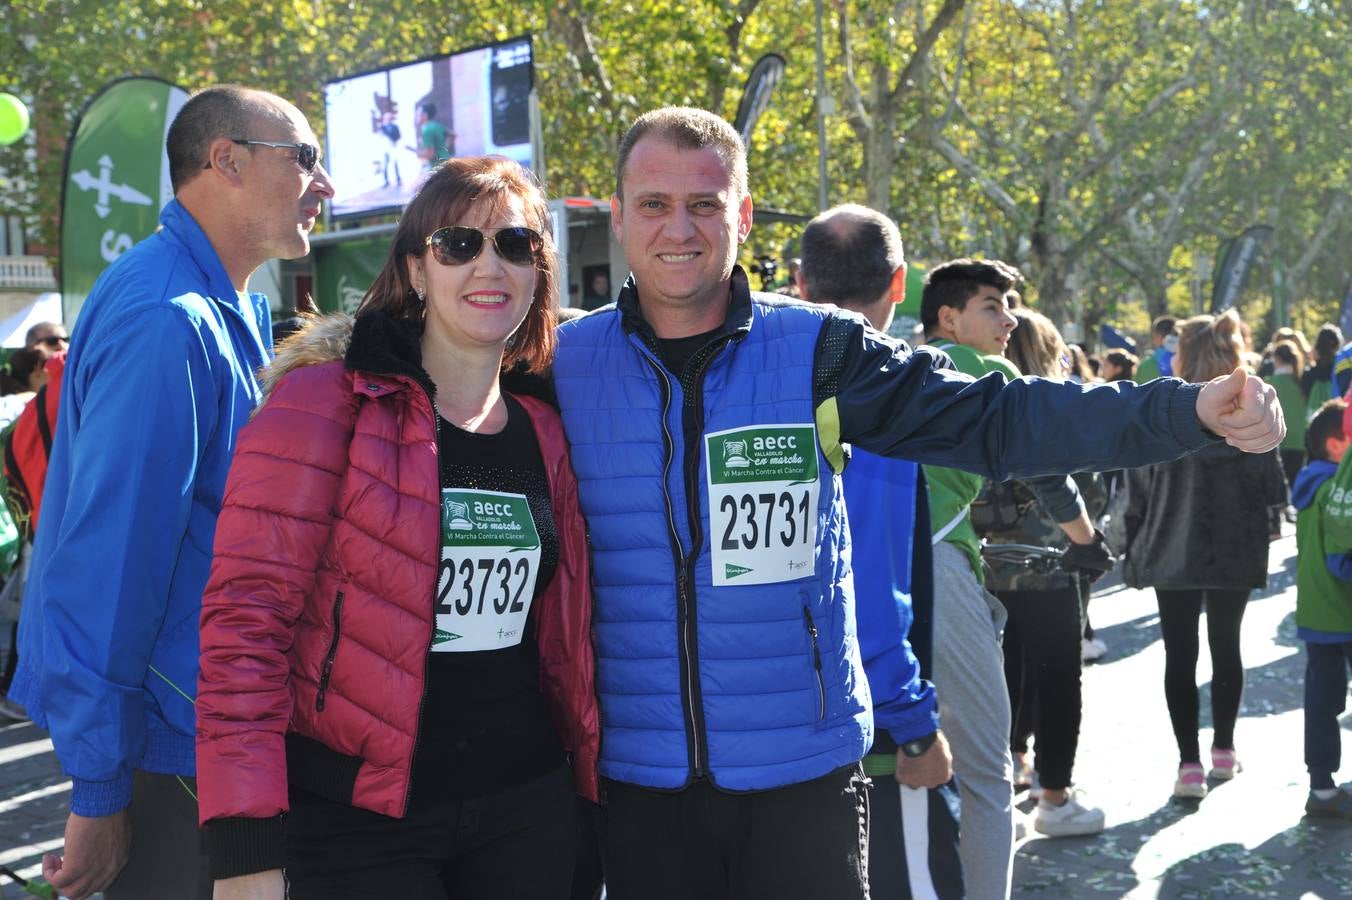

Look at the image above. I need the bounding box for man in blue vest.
[797,203,963,899]
[552,106,1283,900]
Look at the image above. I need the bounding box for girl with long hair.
[982,307,1108,837]
[1122,310,1287,799]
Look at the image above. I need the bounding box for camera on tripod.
[748,255,779,290]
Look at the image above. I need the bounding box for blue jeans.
[1304,640,1352,789]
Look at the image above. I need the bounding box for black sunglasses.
[38,335,69,347]
[424,226,544,268]
[228,139,321,174]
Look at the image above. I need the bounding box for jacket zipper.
[639,351,707,779]
[677,349,723,775]
[315,591,345,711]
[802,607,826,720]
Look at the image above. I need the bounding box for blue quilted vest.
[554,287,873,791]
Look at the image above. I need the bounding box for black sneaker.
[1305,789,1352,820]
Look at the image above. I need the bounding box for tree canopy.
[2,0,1346,344]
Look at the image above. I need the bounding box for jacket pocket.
[802,606,826,721]
[315,591,345,712]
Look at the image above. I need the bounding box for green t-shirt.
[1307,376,1333,423]
[1263,371,1307,452]
[1134,352,1160,384]
[421,120,451,164]
[1296,460,1352,635]
[922,338,1021,580]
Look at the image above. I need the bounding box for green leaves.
[2,0,1346,341]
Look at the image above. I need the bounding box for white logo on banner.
[70,154,153,219]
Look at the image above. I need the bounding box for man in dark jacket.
[553,106,1284,900]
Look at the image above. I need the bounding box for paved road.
[2,530,1349,898]
[1011,530,1352,899]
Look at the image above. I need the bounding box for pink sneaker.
[1210,746,1242,781]
[1174,762,1207,799]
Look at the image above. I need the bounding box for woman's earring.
[415,287,426,303]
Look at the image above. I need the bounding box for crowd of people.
[0,84,1321,900]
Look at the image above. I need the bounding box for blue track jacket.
[843,453,939,746]
[12,200,272,816]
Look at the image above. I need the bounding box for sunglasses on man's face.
[227,139,321,174]
[424,226,544,268]
[38,335,68,348]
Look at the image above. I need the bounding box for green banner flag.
[60,77,188,323]
[312,236,390,314]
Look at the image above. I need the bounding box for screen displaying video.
[323,36,534,219]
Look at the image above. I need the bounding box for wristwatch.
[900,731,938,758]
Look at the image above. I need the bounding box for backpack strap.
[34,384,53,453]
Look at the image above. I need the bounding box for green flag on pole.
[60,77,189,323]
[313,237,391,314]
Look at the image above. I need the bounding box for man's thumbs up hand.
[1195,367,1285,453]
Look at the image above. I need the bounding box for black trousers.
[999,584,1084,790]
[1304,640,1352,788]
[868,777,963,899]
[105,772,211,900]
[284,764,577,900]
[600,764,870,900]
[1156,588,1250,763]
[1279,449,1304,493]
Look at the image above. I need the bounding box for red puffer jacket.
[196,313,599,833]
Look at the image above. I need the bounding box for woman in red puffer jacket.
[196,158,598,900]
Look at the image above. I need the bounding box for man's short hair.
[166,85,269,193]
[420,102,437,118]
[1307,398,1348,461]
[615,107,747,199]
[799,204,903,310]
[919,258,1022,333]
[24,321,64,349]
[1151,315,1178,339]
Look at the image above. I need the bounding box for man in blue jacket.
[10,85,333,900]
[553,106,1283,900]
[797,203,962,899]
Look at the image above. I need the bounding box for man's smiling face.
[611,136,752,332]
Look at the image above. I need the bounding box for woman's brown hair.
[1005,307,1068,379]
[1175,309,1244,383]
[356,156,559,374]
[1270,340,1305,375]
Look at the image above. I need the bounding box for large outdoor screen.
[323,36,534,219]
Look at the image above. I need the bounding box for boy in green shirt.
[1133,315,1178,383]
[921,260,1112,895]
[1292,397,1352,818]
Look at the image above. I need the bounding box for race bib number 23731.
[706,424,820,586]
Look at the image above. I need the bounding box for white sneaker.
[1033,788,1105,837]
[1013,808,1030,842]
[1081,637,1108,662]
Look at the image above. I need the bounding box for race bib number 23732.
[706,424,820,586]
[433,489,541,652]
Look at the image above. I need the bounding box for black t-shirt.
[411,394,563,804]
[655,326,724,376]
